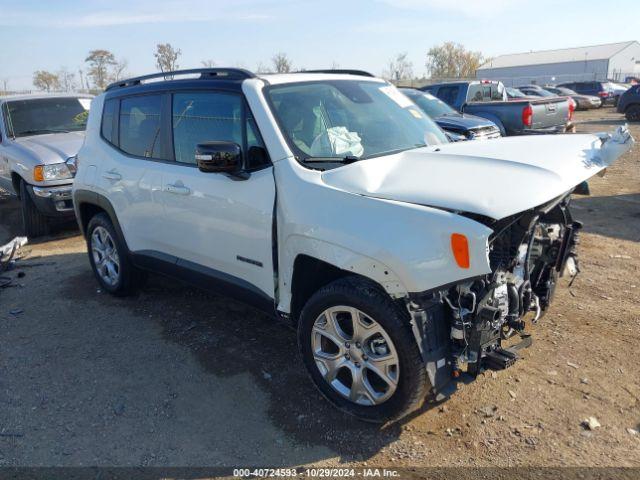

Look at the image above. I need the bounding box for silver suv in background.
[0,94,92,236]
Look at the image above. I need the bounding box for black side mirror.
[196,142,243,174]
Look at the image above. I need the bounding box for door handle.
[165,183,191,195]
[102,170,122,181]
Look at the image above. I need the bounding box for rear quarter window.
[119,95,164,159]
[101,99,117,144]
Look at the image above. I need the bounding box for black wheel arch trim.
[73,189,131,254]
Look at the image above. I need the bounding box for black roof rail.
[105,68,256,91]
[300,69,375,77]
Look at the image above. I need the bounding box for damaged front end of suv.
[405,126,634,400]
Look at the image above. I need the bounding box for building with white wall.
[477,41,640,86]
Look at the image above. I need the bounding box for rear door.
[94,94,167,253]
[158,90,276,300]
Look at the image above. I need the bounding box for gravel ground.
[0,108,638,468]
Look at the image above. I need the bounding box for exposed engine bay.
[446,193,581,376]
[408,192,582,397]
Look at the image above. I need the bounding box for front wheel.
[298,277,429,423]
[20,180,50,237]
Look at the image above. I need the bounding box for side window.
[119,95,163,159]
[437,86,460,106]
[172,92,242,164]
[101,99,117,144]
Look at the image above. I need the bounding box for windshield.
[4,97,90,137]
[266,80,448,163]
[402,90,456,117]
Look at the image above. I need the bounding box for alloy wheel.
[91,226,120,286]
[311,306,400,406]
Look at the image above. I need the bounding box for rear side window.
[101,99,117,144]
[436,86,460,106]
[172,92,242,164]
[119,95,163,159]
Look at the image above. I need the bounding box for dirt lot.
[0,108,638,469]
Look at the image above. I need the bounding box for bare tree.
[111,59,129,82]
[426,42,485,79]
[85,49,117,90]
[1,78,8,93]
[255,62,271,74]
[155,43,181,73]
[330,61,340,70]
[383,52,413,83]
[57,67,76,92]
[271,52,292,73]
[201,59,216,68]
[33,70,60,92]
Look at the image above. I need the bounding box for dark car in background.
[616,84,640,121]
[400,88,501,140]
[544,86,601,110]
[557,81,616,106]
[423,80,573,136]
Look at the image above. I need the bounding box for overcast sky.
[1,0,638,90]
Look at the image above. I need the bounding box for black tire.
[298,276,429,423]
[625,104,640,122]
[86,212,142,296]
[20,180,50,237]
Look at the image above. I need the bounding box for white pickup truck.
[0,94,92,236]
[72,69,633,422]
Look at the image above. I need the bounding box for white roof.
[478,41,639,70]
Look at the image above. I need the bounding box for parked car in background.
[506,87,530,100]
[609,83,631,106]
[0,94,92,236]
[72,68,633,423]
[400,88,501,140]
[517,85,557,98]
[518,85,578,117]
[544,86,601,110]
[616,84,640,121]
[423,80,573,136]
[557,81,616,106]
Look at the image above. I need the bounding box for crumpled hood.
[321,127,634,220]
[14,131,85,165]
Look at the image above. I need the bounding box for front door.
[159,91,276,300]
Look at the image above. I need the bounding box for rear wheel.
[298,276,428,423]
[20,180,50,238]
[625,104,640,122]
[86,213,142,296]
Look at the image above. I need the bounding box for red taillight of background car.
[568,98,576,120]
[598,91,609,97]
[522,104,533,127]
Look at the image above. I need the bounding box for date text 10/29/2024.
[233,468,401,478]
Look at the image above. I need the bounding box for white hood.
[321,127,634,220]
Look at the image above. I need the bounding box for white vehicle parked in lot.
[0,94,92,236]
[72,69,633,422]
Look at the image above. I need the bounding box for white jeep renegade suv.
[73,68,633,422]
